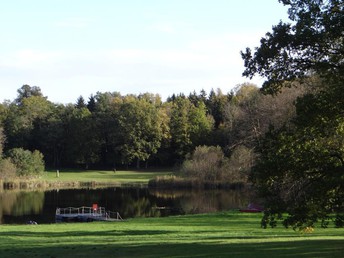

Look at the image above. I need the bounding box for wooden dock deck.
[55,206,123,223]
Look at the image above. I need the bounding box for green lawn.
[0,211,343,257]
[42,169,173,184]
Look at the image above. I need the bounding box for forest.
[1,83,301,172]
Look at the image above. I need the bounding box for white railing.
[56,206,105,215]
[106,211,123,220]
[56,206,123,220]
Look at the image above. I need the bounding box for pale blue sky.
[1,0,289,103]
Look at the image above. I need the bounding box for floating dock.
[55,206,123,223]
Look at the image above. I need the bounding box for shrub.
[228,145,254,182]
[181,145,232,181]
[0,127,4,158]
[0,158,17,179]
[7,148,45,177]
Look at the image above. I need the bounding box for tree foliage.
[0,158,17,179]
[0,127,4,158]
[253,106,344,229]
[224,82,305,153]
[169,97,214,162]
[242,0,344,228]
[15,85,44,104]
[7,148,45,177]
[181,145,232,182]
[242,0,344,93]
[118,96,164,168]
[0,80,310,189]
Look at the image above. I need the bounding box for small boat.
[239,203,263,213]
[55,204,123,223]
[239,209,262,213]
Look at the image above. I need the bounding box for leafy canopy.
[7,148,45,177]
[242,0,344,93]
[242,0,344,229]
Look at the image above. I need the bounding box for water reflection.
[0,191,44,224]
[149,189,249,215]
[0,187,249,224]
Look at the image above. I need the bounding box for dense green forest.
[1,83,303,172]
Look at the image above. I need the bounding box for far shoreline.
[0,169,247,191]
[0,178,246,192]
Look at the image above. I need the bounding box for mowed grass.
[42,169,173,184]
[0,211,343,258]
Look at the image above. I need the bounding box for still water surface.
[0,187,249,224]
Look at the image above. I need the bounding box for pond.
[0,187,250,224]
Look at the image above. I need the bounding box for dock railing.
[106,211,123,220]
[56,206,123,220]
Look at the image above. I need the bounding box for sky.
[0,0,289,104]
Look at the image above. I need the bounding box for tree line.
[0,82,304,174]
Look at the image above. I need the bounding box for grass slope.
[43,169,173,184]
[0,211,343,257]
[1,169,173,190]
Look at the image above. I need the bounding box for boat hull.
[239,209,262,213]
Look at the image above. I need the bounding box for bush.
[0,158,17,179]
[228,145,254,182]
[181,145,232,181]
[7,148,45,177]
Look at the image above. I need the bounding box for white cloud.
[0,28,265,103]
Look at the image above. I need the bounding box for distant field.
[0,169,174,190]
[0,211,343,257]
[42,169,174,184]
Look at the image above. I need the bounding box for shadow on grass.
[0,229,172,238]
[0,229,298,241]
[1,239,343,258]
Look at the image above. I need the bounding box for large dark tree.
[242,0,344,229]
[15,85,45,104]
[242,0,344,93]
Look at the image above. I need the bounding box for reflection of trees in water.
[120,195,161,218]
[56,188,250,218]
[1,187,252,224]
[0,192,17,223]
[115,188,160,218]
[0,191,44,223]
[50,188,250,219]
[149,189,249,214]
[148,189,186,199]
[12,192,44,216]
[52,188,161,219]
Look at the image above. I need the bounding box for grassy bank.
[1,169,173,190]
[1,170,248,191]
[0,211,343,257]
[43,169,173,184]
[148,175,245,189]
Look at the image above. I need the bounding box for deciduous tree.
[242,0,344,228]
[118,96,164,168]
[7,148,44,177]
[241,0,344,93]
[15,85,44,105]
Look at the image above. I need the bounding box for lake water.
[0,187,250,224]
